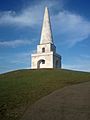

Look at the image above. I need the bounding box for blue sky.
[0,0,90,73]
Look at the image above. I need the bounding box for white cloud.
[10,52,31,64]
[52,11,90,47]
[0,9,41,27]
[0,2,90,47]
[0,1,59,27]
[63,64,90,72]
[0,39,35,47]
[63,55,90,72]
[0,51,33,73]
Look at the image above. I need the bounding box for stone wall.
[31,52,53,69]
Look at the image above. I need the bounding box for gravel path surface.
[21,82,90,120]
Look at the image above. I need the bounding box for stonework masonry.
[31,7,61,69]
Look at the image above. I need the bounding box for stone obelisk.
[40,7,53,44]
[31,7,61,69]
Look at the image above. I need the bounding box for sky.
[0,0,90,73]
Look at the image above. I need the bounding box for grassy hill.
[0,69,90,120]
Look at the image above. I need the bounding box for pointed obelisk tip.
[40,6,53,44]
[45,6,48,11]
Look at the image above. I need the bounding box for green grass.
[0,69,90,120]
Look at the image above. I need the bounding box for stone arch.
[37,59,45,68]
[56,60,59,68]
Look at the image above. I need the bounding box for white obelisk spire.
[40,6,53,44]
[31,6,61,69]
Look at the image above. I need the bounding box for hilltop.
[0,69,90,120]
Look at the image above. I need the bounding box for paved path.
[21,82,90,120]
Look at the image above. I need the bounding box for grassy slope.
[0,69,90,120]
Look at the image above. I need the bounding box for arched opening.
[56,60,59,68]
[37,59,45,68]
[42,47,45,53]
